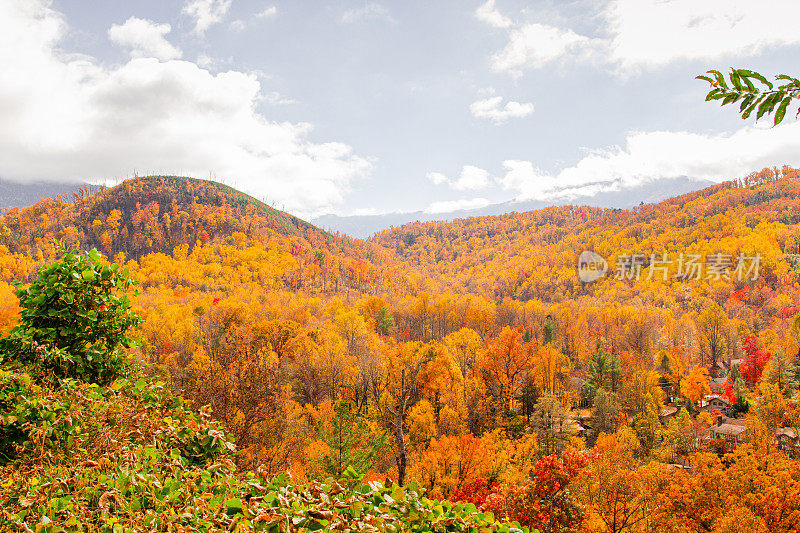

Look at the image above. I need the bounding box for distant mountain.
[0,179,87,210]
[312,177,715,238]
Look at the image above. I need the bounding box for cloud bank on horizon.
[1,0,799,217]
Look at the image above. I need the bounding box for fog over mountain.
[313,177,714,238]
[0,180,87,211]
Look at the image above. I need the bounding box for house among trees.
[710,417,747,445]
[776,427,799,453]
[699,394,730,414]
[659,406,679,425]
[657,375,676,401]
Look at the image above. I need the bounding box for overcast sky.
[2,0,800,217]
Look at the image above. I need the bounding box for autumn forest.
[1,167,800,532]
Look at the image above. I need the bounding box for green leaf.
[729,69,744,91]
[742,95,763,119]
[748,71,774,90]
[226,498,243,515]
[756,92,780,121]
[722,93,739,105]
[737,71,756,92]
[774,95,792,125]
[776,74,800,85]
[306,520,325,531]
[708,69,727,88]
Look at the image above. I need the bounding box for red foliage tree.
[485,449,596,533]
[740,335,772,388]
[721,380,737,404]
[452,477,495,508]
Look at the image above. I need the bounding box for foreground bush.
[0,249,140,384]
[0,371,529,532]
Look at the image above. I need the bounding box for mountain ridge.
[312,177,715,238]
[0,175,332,261]
[0,179,88,211]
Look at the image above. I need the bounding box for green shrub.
[314,401,387,481]
[0,373,526,532]
[0,249,141,384]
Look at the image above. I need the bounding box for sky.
[2,0,800,218]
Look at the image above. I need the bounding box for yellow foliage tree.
[681,365,711,405]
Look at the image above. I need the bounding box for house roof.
[700,394,730,406]
[712,423,746,437]
[725,417,746,427]
[660,406,679,417]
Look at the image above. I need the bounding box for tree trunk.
[396,425,407,486]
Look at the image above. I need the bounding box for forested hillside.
[2,168,800,531]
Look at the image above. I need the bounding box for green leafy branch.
[697,68,800,125]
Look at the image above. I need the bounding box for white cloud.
[480,0,800,76]
[108,17,182,60]
[256,5,277,18]
[228,6,278,32]
[228,5,276,32]
[474,0,601,75]
[427,166,492,191]
[341,3,395,24]
[498,160,553,199]
[475,0,512,29]
[425,197,491,214]
[491,23,601,75]
[0,0,372,215]
[426,172,448,185]
[197,54,211,67]
[183,0,232,35]
[264,91,297,105]
[605,0,800,71]
[229,19,246,32]
[499,123,800,200]
[470,95,533,124]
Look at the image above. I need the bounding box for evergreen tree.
[656,350,671,376]
[316,401,387,480]
[586,338,622,402]
[523,327,533,343]
[376,305,394,336]
[543,314,555,345]
[732,377,750,416]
